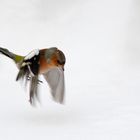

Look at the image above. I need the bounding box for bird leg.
[26,75,43,84]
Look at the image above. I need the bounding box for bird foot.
[26,75,43,84]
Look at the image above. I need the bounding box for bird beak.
[62,65,65,71]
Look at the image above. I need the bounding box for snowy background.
[0,0,140,139]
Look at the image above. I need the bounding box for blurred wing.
[29,76,40,106]
[43,67,65,104]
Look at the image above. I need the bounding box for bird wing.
[16,66,40,106]
[29,75,40,106]
[43,67,65,104]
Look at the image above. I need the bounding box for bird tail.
[0,47,15,60]
[0,47,24,64]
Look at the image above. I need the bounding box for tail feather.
[0,47,14,60]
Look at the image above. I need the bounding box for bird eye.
[57,60,65,65]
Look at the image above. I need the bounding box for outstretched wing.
[16,50,41,106]
[43,67,65,104]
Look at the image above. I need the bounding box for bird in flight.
[0,47,66,106]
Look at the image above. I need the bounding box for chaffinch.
[0,47,66,105]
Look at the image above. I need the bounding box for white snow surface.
[0,0,140,140]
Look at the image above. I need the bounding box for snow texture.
[0,0,140,140]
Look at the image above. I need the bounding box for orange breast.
[39,49,58,74]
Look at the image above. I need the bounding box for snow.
[0,0,140,140]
